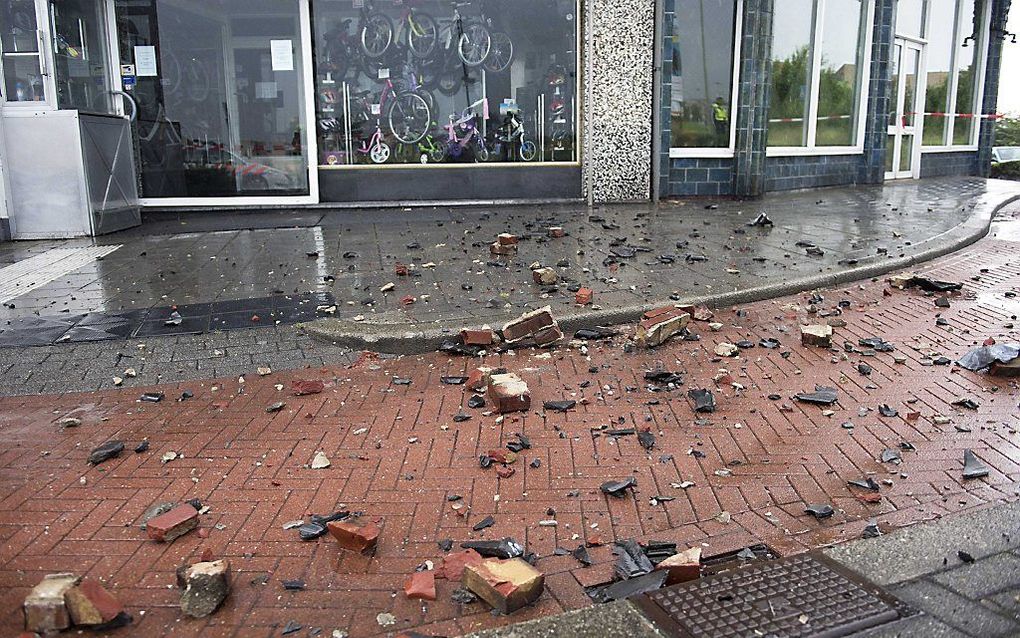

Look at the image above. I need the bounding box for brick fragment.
[497,233,518,245]
[490,241,516,256]
[327,519,380,553]
[467,366,505,391]
[501,306,561,345]
[575,287,593,305]
[437,549,484,580]
[404,571,437,600]
[487,373,531,413]
[991,358,1020,376]
[636,308,689,348]
[180,559,229,618]
[800,324,833,348]
[24,573,78,632]
[531,267,558,285]
[394,263,409,276]
[461,328,495,346]
[495,465,515,478]
[655,547,701,585]
[146,504,199,542]
[292,379,324,396]
[64,578,123,625]
[463,558,544,614]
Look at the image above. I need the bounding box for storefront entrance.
[886,37,924,180]
[114,0,316,204]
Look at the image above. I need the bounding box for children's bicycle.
[444,104,489,162]
[356,120,391,164]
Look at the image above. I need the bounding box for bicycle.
[349,77,431,145]
[491,112,536,161]
[355,120,391,164]
[444,100,489,161]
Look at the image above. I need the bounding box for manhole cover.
[635,553,911,638]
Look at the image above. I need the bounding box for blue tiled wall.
[764,155,864,191]
[667,158,734,196]
[919,151,980,178]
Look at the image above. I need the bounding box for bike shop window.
[114,0,311,199]
[767,0,873,151]
[311,0,579,167]
[667,0,740,153]
[50,0,116,114]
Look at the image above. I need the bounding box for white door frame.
[886,37,926,180]
[119,0,319,207]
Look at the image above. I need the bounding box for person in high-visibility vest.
[713,97,729,142]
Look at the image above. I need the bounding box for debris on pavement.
[574,326,617,340]
[461,327,495,346]
[957,343,1020,374]
[64,577,126,627]
[636,306,690,348]
[655,547,702,585]
[531,267,559,285]
[327,518,380,553]
[292,379,324,395]
[88,440,124,465]
[146,503,199,542]
[463,558,544,614]
[405,571,437,601]
[794,386,838,405]
[600,477,637,498]
[688,388,716,412]
[951,397,980,410]
[714,342,739,357]
[747,212,773,227]
[24,573,116,633]
[888,274,963,292]
[614,539,655,579]
[804,503,835,519]
[543,399,576,412]
[501,306,562,347]
[179,559,230,618]
[487,373,531,413]
[962,449,990,479]
[801,324,833,348]
[461,538,525,560]
[589,570,668,604]
[310,451,331,469]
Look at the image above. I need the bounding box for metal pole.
[585,0,594,208]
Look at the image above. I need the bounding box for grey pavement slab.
[889,580,1020,637]
[847,614,964,638]
[933,553,1020,600]
[463,601,665,638]
[824,501,1020,587]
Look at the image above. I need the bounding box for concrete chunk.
[655,546,702,585]
[180,559,229,618]
[24,573,78,632]
[801,324,833,348]
[463,557,544,614]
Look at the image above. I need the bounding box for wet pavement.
[0,200,1017,636]
[2,177,1018,345]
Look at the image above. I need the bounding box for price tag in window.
[371,103,381,115]
[378,68,389,79]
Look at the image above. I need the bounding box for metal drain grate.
[635,553,911,638]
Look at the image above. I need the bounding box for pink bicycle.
[444,98,489,161]
[357,121,390,164]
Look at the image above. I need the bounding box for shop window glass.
[115,0,310,198]
[922,1,954,146]
[312,0,578,166]
[896,0,925,38]
[2,0,47,102]
[50,0,115,114]
[668,0,738,149]
[767,0,815,147]
[952,0,980,145]
[815,1,865,146]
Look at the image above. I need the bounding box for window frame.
[667,0,743,159]
[919,0,991,152]
[765,0,875,157]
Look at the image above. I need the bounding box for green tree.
[995,116,1020,146]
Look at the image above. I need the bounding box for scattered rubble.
[600,477,637,498]
[962,449,989,479]
[502,306,562,347]
[463,558,544,614]
[487,373,531,413]
[146,503,199,542]
[957,343,1020,375]
[888,274,962,292]
[327,518,380,553]
[655,547,702,585]
[800,324,833,348]
[636,306,690,348]
[88,440,124,465]
[180,559,230,618]
[794,386,838,405]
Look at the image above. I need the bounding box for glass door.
[1,0,52,106]
[114,0,313,202]
[886,38,924,179]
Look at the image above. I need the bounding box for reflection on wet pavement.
[1,177,1018,338]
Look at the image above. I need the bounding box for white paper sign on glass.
[270,40,294,72]
[134,46,158,76]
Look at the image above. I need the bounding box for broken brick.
[575,287,593,305]
[463,558,545,614]
[180,559,229,618]
[655,547,702,585]
[636,308,690,348]
[490,241,517,256]
[327,519,380,553]
[497,233,518,245]
[395,263,409,276]
[24,573,78,632]
[292,380,324,396]
[437,549,484,580]
[547,226,565,238]
[64,578,123,626]
[404,571,437,601]
[495,466,515,479]
[501,307,561,345]
[800,324,833,348]
[146,504,199,542]
[467,366,503,391]
[487,373,531,413]
[461,328,495,346]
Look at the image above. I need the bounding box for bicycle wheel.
[360,13,393,59]
[370,141,391,163]
[457,22,491,67]
[520,140,537,161]
[437,69,464,96]
[475,142,489,162]
[428,145,446,163]
[406,12,439,58]
[388,91,431,144]
[483,32,513,73]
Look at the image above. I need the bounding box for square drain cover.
[635,553,910,637]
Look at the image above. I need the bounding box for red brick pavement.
[1,222,1018,637]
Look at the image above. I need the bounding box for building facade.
[0,0,1012,239]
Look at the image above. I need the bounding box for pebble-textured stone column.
[732,0,774,198]
[583,0,656,202]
